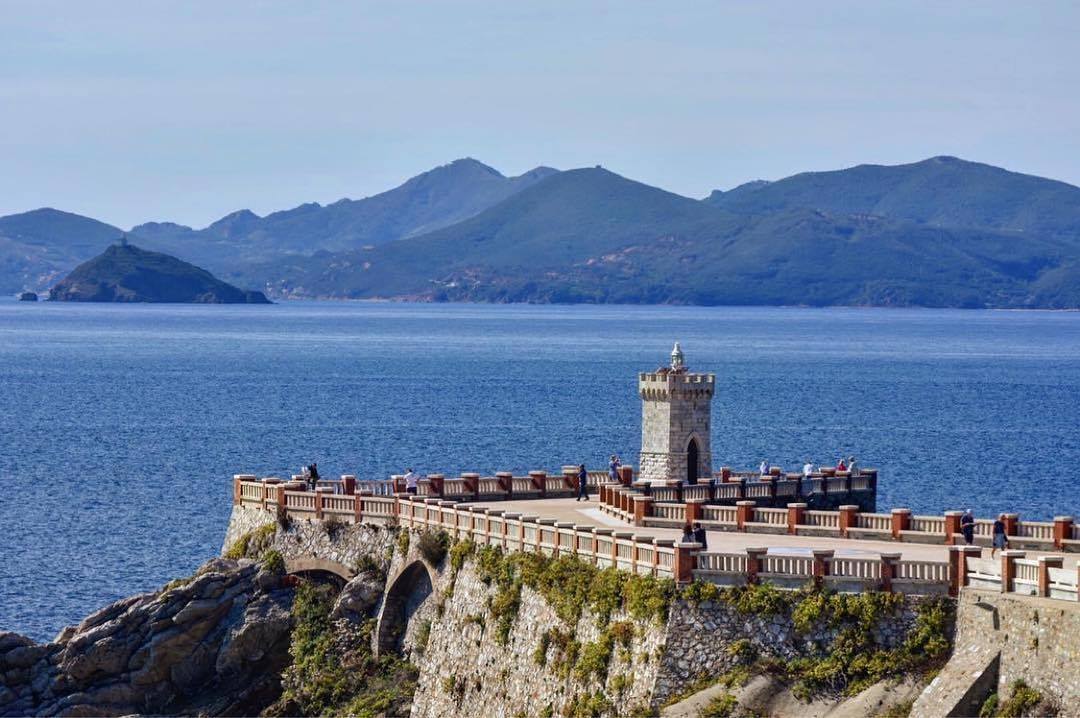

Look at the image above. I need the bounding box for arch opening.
[375,561,434,656]
[687,437,699,485]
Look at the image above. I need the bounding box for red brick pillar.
[812,549,833,587]
[314,491,324,520]
[745,547,767,584]
[427,474,444,497]
[720,466,731,482]
[880,552,901,593]
[233,475,242,505]
[685,499,704,525]
[560,466,577,490]
[736,500,755,531]
[1037,555,1063,597]
[1053,516,1073,550]
[1000,550,1025,594]
[496,471,513,497]
[618,465,634,486]
[341,475,356,495]
[462,473,480,499]
[276,483,287,510]
[891,508,911,541]
[1002,513,1019,538]
[787,502,806,535]
[632,496,654,527]
[529,470,547,497]
[838,505,859,538]
[354,494,363,524]
[948,545,966,596]
[673,540,700,584]
[944,511,963,546]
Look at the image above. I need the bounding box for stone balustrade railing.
[597,482,1080,553]
[232,476,1080,602]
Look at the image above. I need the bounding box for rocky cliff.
[0,557,293,717]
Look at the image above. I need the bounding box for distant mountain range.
[4,155,1080,308]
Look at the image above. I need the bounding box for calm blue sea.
[1,299,1079,640]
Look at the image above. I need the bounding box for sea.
[1,299,1079,641]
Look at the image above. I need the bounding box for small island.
[17,291,38,301]
[48,240,270,304]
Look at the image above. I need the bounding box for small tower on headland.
[638,343,715,484]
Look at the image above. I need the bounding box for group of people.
[757,457,859,478]
[959,509,1011,557]
[300,462,320,490]
[681,522,708,548]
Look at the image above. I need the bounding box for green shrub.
[322,515,345,539]
[609,673,633,696]
[574,633,614,680]
[397,529,410,556]
[563,691,614,718]
[623,574,675,623]
[680,580,722,605]
[417,530,450,565]
[609,621,635,648]
[261,549,286,575]
[534,631,552,666]
[449,539,475,574]
[997,681,1042,718]
[354,554,386,582]
[699,693,738,718]
[726,638,756,665]
[413,619,431,654]
[225,523,276,560]
[723,582,792,616]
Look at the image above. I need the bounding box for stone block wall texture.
[639,374,714,484]
[914,588,1080,716]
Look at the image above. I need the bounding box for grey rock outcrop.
[0,558,294,717]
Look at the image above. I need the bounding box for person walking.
[802,460,814,478]
[991,514,1008,557]
[576,464,589,502]
[692,521,708,549]
[960,509,976,546]
[403,468,419,495]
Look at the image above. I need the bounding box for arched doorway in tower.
[687,438,699,485]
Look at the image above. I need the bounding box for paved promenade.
[466,497,1079,567]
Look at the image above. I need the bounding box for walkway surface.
[466,497,1079,566]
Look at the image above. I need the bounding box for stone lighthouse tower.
[638,343,715,484]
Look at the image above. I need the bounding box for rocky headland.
[48,242,270,304]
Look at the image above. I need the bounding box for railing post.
[1054,516,1071,548]
[1053,516,1073,551]
[891,508,911,541]
[632,496,654,527]
[462,473,480,500]
[618,465,634,486]
[354,494,363,524]
[1003,513,1019,538]
[529,470,547,498]
[685,499,704,525]
[276,483,287,511]
[735,500,755,531]
[838,505,859,538]
[1000,550,1025,594]
[427,474,445,497]
[561,466,578,491]
[1037,555,1063,598]
[314,491,324,520]
[763,475,776,502]
[736,477,747,500]
[496,471,513,497]
[812,549,833,588]
[674,541,701,585]
[719,466,731,483]
[341,474,356,495]
[944,510,963,545]
[745,547,766,584]
[233,475,242,505]
[880,552,901,593]
[948,545,965,596]
[705,477,717,501]
[787,502,806,535]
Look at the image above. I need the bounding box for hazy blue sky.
[1,1,1077,228]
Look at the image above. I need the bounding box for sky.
[1,1,1077,229]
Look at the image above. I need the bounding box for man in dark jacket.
[576,464,589,501]
[692,521,708,549]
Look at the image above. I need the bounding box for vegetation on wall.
[266,581,419,718]
[224,523,277,561]
[979,680,1054,718]
[676,580,955,699]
